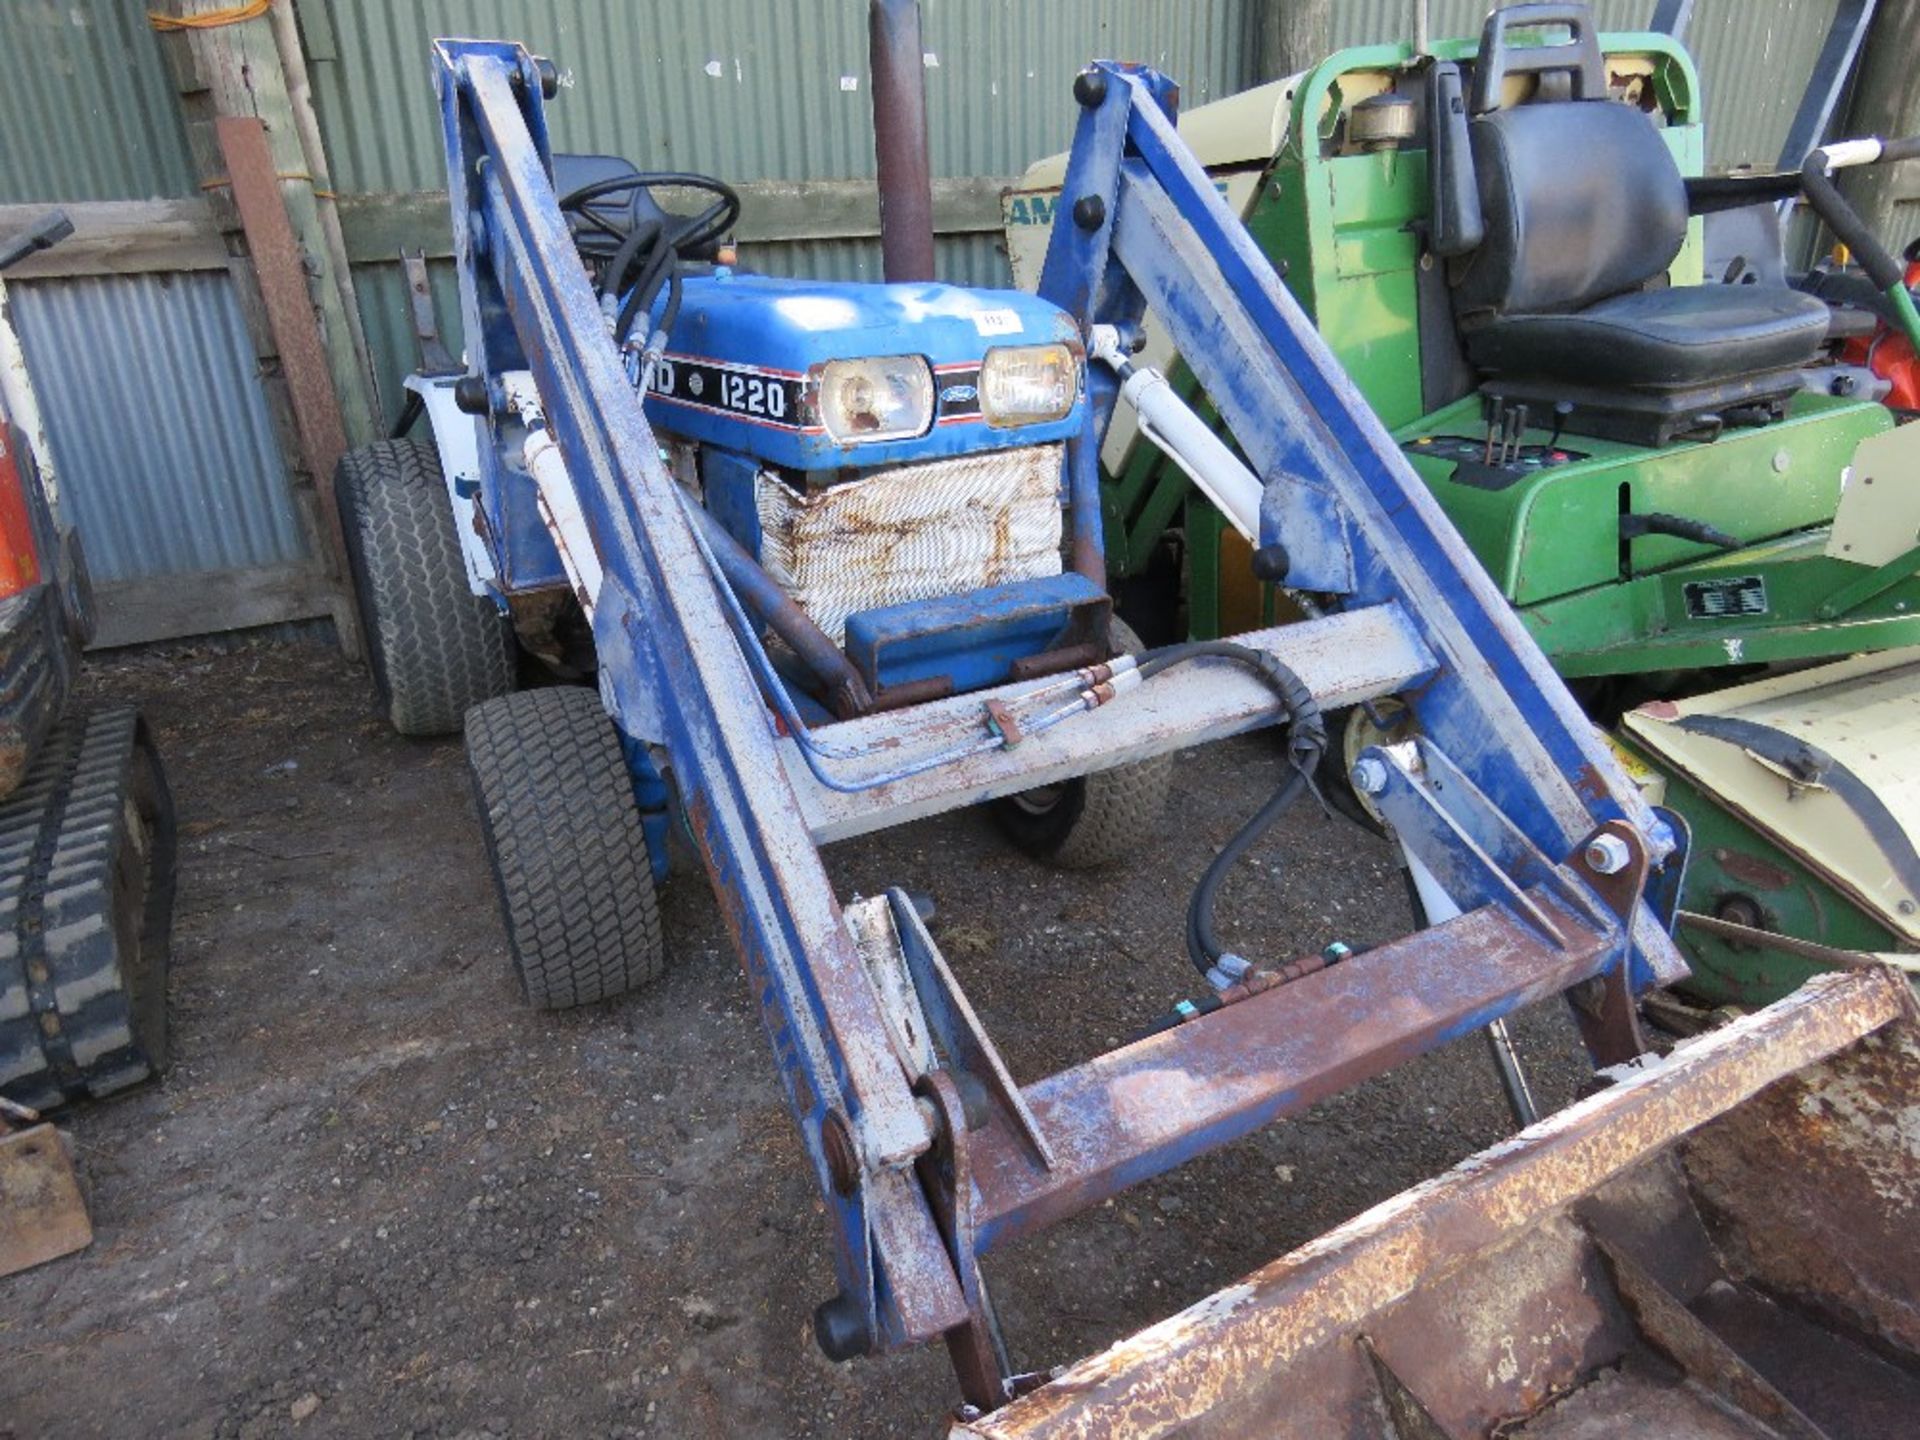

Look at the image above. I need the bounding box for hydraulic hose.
[1132,640,1326,980]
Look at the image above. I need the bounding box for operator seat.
[1447,5,1830,445]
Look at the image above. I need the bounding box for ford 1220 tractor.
[335,23,1920,1432]
[1009,2,1920,1012]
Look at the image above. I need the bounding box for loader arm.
[433,42,1688,1412]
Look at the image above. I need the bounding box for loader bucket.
[955,968,1920,1440]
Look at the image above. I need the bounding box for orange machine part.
[1838,259,1920,411]
[0,428,45,598]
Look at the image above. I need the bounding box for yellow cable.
[149,0,272,33]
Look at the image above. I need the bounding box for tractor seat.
[1466,285,1832,389]
[1452,99,1830,444]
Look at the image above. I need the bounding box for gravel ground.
[0,637,1592,1439]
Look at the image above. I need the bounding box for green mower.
[1007,3,1920,1008]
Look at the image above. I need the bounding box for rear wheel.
[991,618,1172,870]
[336,438,514,737]
[465,688,663,1009]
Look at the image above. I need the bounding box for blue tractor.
[319,31,1920,1424]
[343,157,1172,1006]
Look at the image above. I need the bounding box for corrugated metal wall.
[0,0,197,202]
[0,0,310,639]
[301,0,1257,407]
[305,0,1254,190]
[6,275,308,583]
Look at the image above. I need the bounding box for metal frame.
[433,42,1686,1411]
[1776,0,1877,170]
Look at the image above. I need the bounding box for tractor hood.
[641,272,1086,472]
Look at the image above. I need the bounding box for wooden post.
[216,117,352,582]
[153,0,368,656]
[1840,0,1920,251]
[1256,0,1333,83]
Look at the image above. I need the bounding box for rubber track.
[0,707,175,1112]
[465,688,663,1009]
[336,439,514,737]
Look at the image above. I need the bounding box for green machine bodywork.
[1007,29,1920,1005]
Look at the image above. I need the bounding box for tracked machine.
[1008,3,1920,1011]
[337,25,1920,1434]
[0,213,175,1120]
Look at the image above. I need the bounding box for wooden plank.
[337,175,1018,263]
[0,201,229,280]
[156,0,379,447]
[154,0,361,661]
[0,175,1020,279]
[90,564,336,649]
[215,115,358,649]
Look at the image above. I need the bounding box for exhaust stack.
[868,0,936,282]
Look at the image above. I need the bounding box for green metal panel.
[1617,756,1904,1009]
[0,0,196,202]
[1400,393,1890,608]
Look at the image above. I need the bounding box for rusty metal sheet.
[0,1122,90,1276]
[1681,974,1920,1360]
[969,890,1612,1249]
[955,968,1912,1439]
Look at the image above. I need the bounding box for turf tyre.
[465,688,663,1009]
[336,438,514,737]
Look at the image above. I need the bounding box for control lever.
[1620,512,1741,549]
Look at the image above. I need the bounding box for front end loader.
[1006,3,1920,1010]
[339,31,1920,1432]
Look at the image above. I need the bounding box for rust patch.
[1714,848,1796,893]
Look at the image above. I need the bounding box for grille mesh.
[755,445,1065,644]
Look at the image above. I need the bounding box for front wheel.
[465,688,664,1009]
[990,618,1172,870]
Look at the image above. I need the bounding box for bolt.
[1072,194,1107,231]
[821,1111,860,1196]
[1584,833,1632,875]
[1351,756,1390,796]
[1073,70,1108,108]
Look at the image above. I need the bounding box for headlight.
[980,343,1079,427]
[816,356,934,443]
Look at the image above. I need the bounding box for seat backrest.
[1451,100,1689,323]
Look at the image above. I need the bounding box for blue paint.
[640,272,1087,471]
[844,572,1105,694]
[694,446,763,559]
[434,37,1694,1376]
[618,730,673,885]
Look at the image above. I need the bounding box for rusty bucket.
[957,968,1920,1439]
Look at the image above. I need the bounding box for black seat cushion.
[1453,102,1690,323]
[1465,284,1831,389]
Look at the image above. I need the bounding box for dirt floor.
[0,637,1594,1439]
